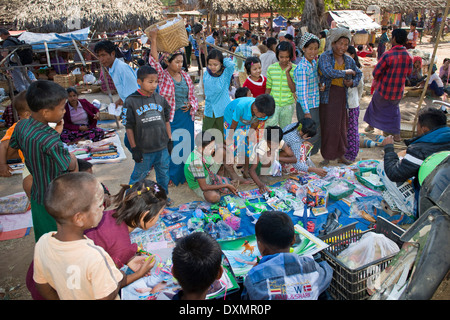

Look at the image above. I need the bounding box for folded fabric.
[0,192,30,214]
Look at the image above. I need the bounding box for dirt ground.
[0,36,449,300]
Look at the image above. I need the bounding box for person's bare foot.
[338,156,352,165]
[364,125,374,133]
[319,159,330,166]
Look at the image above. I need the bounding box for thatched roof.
[1,0,164,33]
[204,0,274,14]
[349,0,448,11]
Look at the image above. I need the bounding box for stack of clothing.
[89,143,118,160]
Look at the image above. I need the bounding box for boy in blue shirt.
[242,211,332,300]
[223,94,275,180]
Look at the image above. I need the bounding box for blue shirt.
[241,252,333,300]
[318,50,362,108]
[294,57,320,114]
[223,97,255,127]
[109,58,139,125]
[203,58,235,118]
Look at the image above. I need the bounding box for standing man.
[94,40,138,150]
[286,20,295,38]
[364,29,412,142]
[0,28,32,92]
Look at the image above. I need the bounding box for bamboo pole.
[411,0,450,135]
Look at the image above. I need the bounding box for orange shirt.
[1,122,25,163]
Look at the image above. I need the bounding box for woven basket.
[353,33,369,45]
[145,17,189,53]
[53,74,76,88]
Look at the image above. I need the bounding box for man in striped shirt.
[9,80,78,242]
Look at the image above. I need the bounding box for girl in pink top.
[85,179,168,270]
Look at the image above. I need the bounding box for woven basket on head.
[145,17,189,53]
[53,74,76,88]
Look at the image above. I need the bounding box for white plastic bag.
[337,232,400,269]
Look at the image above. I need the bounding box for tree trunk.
[300,0,326,36]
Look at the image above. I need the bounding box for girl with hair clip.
[84,179,167,273]
[242,56,267,97]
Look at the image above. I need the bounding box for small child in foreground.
[171,232,223,300]
[242,211,333,300]
[33,172,154,300]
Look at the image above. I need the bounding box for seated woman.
[61,87,105,144]
[406,56,426,87]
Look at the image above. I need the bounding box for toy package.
[305,185,328,208]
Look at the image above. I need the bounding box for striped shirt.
[10,117,72,204]
[294,57,320,114]
[266,62,296,107]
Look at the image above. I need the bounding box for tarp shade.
[328,10,381,32]
[18,27,90,51]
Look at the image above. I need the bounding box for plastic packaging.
[337,232,400,269]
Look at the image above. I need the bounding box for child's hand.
[131,147,143,163]
[0,164,12,177]
[311,167,327,177]
[54,119,64,134]
[258,184,270,194]
[343,79,353,87]
[285,62,293,73]
[226,183,238,196]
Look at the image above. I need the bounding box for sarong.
[363,90,401,135]
[169,108,195,185]
[319,85,348,161]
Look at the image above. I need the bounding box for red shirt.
[243,76,267,97]
[373,45,413,101]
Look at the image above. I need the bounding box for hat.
[278,31,287,38]
[328,27,352,44]
[299,32,320,50]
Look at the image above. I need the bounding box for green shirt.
[10,117,71,204]
[184,149,220,190]
[266,62,296,107]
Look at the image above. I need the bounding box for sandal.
[364,126,375,133]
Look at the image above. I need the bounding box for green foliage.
[268,0,351,18]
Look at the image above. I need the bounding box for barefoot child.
[223,94,276,179]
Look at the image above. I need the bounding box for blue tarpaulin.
[273,16,287,27]
[18,27,90,51]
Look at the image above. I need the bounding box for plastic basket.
[357,159,380,173]
[319,217,405,300]
[355,171,386,192]
[324,179,356,201]
[145,17,189,53]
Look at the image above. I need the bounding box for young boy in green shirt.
[9,80,78,241]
